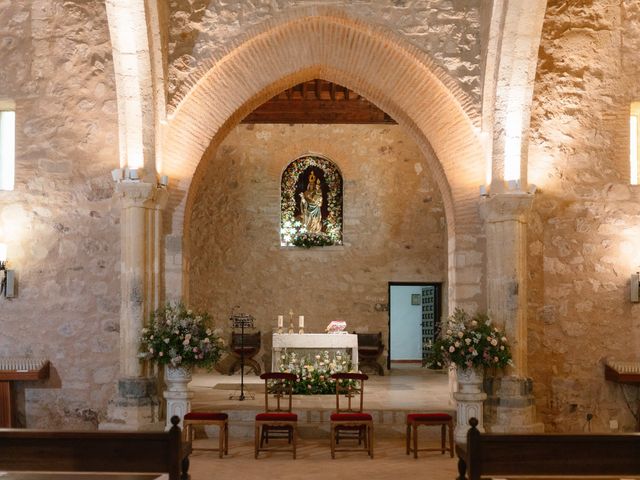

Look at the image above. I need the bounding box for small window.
[0,109,15,191]
[630,102,640,185]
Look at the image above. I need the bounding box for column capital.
[480,192,534,223]
[115,181,167,209]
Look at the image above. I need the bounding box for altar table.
[271,333,358,372]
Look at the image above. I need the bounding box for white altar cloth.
[271,333,358,371]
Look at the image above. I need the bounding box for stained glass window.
[280,155,343,247]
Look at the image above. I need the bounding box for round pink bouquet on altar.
[325,320,347,334]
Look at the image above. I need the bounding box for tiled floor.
[187,368,458,479]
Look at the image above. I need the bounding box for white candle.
[278,315,283,328]
[299,315,304,328]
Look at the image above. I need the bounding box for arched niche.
[280,154,343,247]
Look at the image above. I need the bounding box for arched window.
[280,155,343,247]
[631,102,640,185]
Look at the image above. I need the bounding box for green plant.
[291,231,334,248]
[427,308,512,370]
[139,303,224,370]
[278,350,353,394]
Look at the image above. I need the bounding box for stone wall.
[188,124,447,368]
[0,0,120,428]
[167,0,481,107]
[528,0,640,432]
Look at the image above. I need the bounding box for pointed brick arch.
[160,12,486,308]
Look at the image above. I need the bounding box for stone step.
[197,407,456,440]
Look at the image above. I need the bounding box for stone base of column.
[483,375,545,433]
[99,377,162,431]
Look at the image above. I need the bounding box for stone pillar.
[100,181,166,431]
[480,193,544,433]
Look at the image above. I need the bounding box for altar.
[271,333,358,372]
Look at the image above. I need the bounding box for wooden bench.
[0,415,191,480]
[457,417,640,480]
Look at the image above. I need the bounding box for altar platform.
[189,367,453,439]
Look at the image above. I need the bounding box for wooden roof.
[242,79,396,124]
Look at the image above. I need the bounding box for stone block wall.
[527,0,640,432]
[167,0,481,107]
[0,0,120,428]
[188,124,447,368]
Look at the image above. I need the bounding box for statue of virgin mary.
[299,171,323,233]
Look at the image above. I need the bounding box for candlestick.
[299,315,304,328]
[278,315,283,328]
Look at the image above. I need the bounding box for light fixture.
[111,168,123,182]
[158,175,169,187]
[126,168,144,182]
[0,243,15,298]
[507,179,520,191]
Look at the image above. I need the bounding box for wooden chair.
[330,372,373,459]
[356,332,385,376]
[183,411,229,458]
[406,412,454,458]
[255,372,298,459]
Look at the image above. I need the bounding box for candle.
[299,315,304,328]
[278,315,283,328]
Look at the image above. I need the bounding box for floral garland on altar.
[278,350,353,394]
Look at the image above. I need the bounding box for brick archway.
[160,12,486,308]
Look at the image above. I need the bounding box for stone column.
[480,193,544,433]
[100,181,165,430]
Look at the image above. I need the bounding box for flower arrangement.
[139,303,225,370]
[292,231,334,248]
[427,308,512,371]
[278,350,352,394]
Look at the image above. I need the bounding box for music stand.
[229,312,255,401]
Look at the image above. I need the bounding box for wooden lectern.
[0,358,50,427]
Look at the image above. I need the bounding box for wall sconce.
[111,168,123,182]
[631,272,640,302]
[158,175,169,188]
[0,243,15,298]
[111,168,146,183]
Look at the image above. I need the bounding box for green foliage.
[427,308,512,370]
[291,231,334,248]
[139,303,225,370]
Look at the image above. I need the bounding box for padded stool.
[406,413,454,458]
[183,411,229,458]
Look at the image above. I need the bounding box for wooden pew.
[457,417,640,480]
[0,415,191,480]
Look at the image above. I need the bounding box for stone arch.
[160,12,486,308]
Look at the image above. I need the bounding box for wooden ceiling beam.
[242,98,396,124]
[240,79,396,124]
